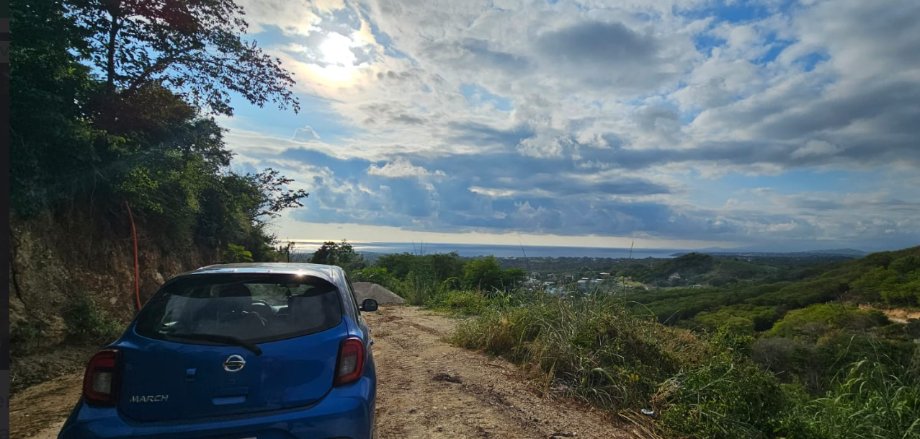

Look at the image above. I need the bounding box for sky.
[222,0,920,252]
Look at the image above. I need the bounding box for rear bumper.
[58,377,375,439]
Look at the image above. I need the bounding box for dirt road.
[11,306,640,439]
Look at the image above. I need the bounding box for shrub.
[428,289,490,315]
[350,266,395,287]
[658,353,787,439]
[62,293,124,344]
[453,293,708,410]
[791,358,920,439]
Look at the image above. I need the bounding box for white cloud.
[293,126,321,142]
[366,159,446,179]
[791,140,839,158]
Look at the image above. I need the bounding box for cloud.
[366,159,446,179]
[536,21,658,68]
[533,20,697,93]
[293,126,321,142]
[221,0,920,250]
[791,140,839,158]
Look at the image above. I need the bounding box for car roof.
[183,262,343,283]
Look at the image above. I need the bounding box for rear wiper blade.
[167,333,263,356]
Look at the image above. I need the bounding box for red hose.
[125,201,141,311]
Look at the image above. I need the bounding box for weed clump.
[62,293,124,344]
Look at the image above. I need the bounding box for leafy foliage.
[308,240,365,270]
[62,293,124,343]
[350,266,396,286]
[801,357,920,439]
[223,243,253,263]
[462,256,525,292]
[11,0,307,262]
[71,0,299,116]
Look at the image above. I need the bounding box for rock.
[351,282,406,305]
[432,372,463,383]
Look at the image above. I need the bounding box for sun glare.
[309,32,363,85]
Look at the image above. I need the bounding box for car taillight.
[334,337,365,386]
[83,349,121,406]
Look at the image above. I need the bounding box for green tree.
[310,240,365,270]
[501,268,526,288]
[351,267,395,286]
[10,0,100,215]
[376,253,417,279]
[224,244,253,263]
[429,252,466,282]
[463,256,504,292]
[71,0,299,117]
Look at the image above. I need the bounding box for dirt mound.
[352,282,405,305]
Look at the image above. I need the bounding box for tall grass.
[447,290,920,438]
[789,353,920,439]
[452,292,715,415]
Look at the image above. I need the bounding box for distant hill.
[621,252,780,287]
[628,244,920,325]
[672,248,867,258]
[803,248,867,256]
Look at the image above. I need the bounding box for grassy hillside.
[344,245,920,438]
[627,245,920,328]
[619,252,796,287]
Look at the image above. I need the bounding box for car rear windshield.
[135,274,343,345]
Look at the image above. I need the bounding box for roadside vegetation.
[11,0,307,262]
[318,244,920,438]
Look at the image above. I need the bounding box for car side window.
[344,275,361,315]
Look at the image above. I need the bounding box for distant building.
[669,272,681,281]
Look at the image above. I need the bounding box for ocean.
[290,241,680,259]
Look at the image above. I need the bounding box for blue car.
[59,263,378,439]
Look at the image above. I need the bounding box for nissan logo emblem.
[223,354,246,372]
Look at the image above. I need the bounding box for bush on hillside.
[658,352,787,439]
[786,356,920,439]
[453,293,709,409]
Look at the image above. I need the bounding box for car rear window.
[135,274,343,344]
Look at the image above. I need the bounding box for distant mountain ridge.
[673,248,868,258]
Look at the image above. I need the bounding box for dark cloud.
[273,148,687,237]
[791,199,844,211]
[376,70,419,82]
[459,38,532,73]
[446,121,534,147]
[359,103,430,127]
[390,114,427,125]
[537,21,658,66]
[421,38,533,74]
[533,20,692,91]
